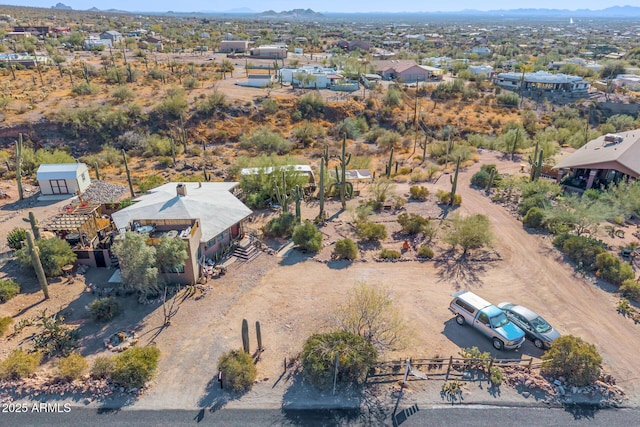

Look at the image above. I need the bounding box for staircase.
[232,237,260,262]
[109,252,120,269]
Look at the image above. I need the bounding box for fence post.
[528,357,533,373]
[284,357,287,374]
[402,358,411,385]
[446,355,453,380]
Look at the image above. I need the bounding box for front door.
[231,223,240,238]
[95,250,106,268]
[50,179,68,194]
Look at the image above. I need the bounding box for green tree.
[444,214,493,255]
[301,331,377,389]
[17,238,76,277]
[542,335,602,387]
[155,235,188,278]
[332,238,358,260]
[334,282,407,351]
[292,221,323,252]
[112,232,159,296]
[397,213,432,236]
[217,349,257,392]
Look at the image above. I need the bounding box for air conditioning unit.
[604,134,623,144]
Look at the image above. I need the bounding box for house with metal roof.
[552,131,640,190]
[36,163,91,196]
[111,182,253,284]
[494,71,589,98]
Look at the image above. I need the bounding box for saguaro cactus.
[94,161,101,180]
[449,157,461,206]
[486,168,496,193]
[169,137,177,166]
[256,321,263,351]
[26,231,49,300]
[121,149,135,199]
[273,171,289,215]
[293,185,303,223]
[529,140,544,182]
[28,211,41,240]
[16,133,24,201]
[318,145,329,220]
[330,135,353,210]
[385,147,394,178]
[242,319,250,354]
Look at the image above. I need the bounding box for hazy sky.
[0,0,630,13]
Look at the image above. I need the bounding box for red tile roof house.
[371,60,443,82]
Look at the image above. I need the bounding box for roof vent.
[176,183,187,197]
[604,133,623,144]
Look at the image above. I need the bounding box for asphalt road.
[2,405,639,426]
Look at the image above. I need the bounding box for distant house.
[278,66,345,89]
[84,36,111,50]
[553,131,640,190]
[468,65,493,76]
[371,60,443,82]
[220,40,250,53]
[335,40,371,51]
[111,182,253,285]
[250,45,288,59]
[37,163,91,196]
[613,75,640,91]
[13,25,49,36]
[494,71,590,98]
[471,47,491,55]
[236,74,273,88]
[100,30,122,43]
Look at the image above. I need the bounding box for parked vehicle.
[497,302,561,349]
[449,290,525,351]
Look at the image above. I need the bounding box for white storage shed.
[36,163,91,196]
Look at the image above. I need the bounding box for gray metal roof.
[497,71,585,84]
[111,182,252,243]
[36,163,86,180]
[553,130,640,177]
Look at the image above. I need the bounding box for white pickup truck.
[449,290,525,351]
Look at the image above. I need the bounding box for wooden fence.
[368,356,540,384]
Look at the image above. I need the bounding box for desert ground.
[0,150,639,412]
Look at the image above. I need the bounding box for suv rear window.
[455,298,475,314]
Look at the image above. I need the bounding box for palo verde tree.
[542,335,602,387]
[17,237,77,278]
[443,214,493,256]
[333,282,407,352]
[155,235,188,282]
[112,232,159,297]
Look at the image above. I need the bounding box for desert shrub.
[296,93,325,120]
[262,213,296,237]
[90,356,115,379]
[523,207,546,229]
[56,352,88,382]
[553,234,606,271]
[183,76,199,89]
[111,346,160,389]
[518,194,549,216]
[495,92,520,107]
[436,189,462,206]
[489,366,503,387]
[620,279,640,301]
[111,85,134,104]
[333,238,358,260]
[154,87,188,119]
[444,214,493,255]
[217,349,257,392]
[301,331,377,389]
[418,246,434,259]
[0,279,20,303]
[239,127,292,154]
[7,227,27,250]
[32,311,78,358]
[356,221,387,242]
[471,170,491,188]
[88,298,121,322]
[542,335,602,387]
[71,82,99,96]
[292,221,323,252]
[261,98,278,114]
[409,185,429,200]
[595,252,635,286]
[138,175,165,193]
[0,349,41,380]
[397,213,432,236]
[379,248,401,260]
[17,238,77,277]
[196,91,226,116]
[0,317,12,337]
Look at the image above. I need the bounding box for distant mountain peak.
[51,2,71,9]
[259,8,323,18]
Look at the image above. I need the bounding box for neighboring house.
[468,65,493,76]
[471,47,491,55]
[111,182,253,285]
[37,163,91,196]
[220,40,250,53]
[250,45,288,59]
[85,35,112,50]
[371,60,443,82]
[278,66,344,89]
[613,74,640,91]
[13,25,49,36]
[100,30,122,43]
[553,131,640,190]
[0,53,50,68]
[236,74,273,88]
[494,71,590,98]
[335,40,371,51]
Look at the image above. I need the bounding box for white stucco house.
[36,163,91,196]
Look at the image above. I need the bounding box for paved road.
[2,405,639,426]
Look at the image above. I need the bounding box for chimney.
[176,183,187,197]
